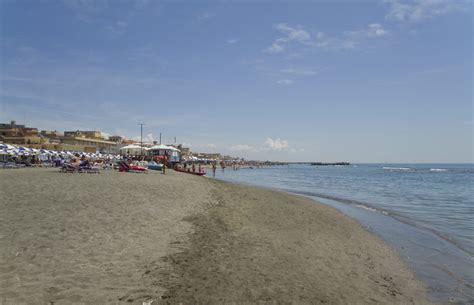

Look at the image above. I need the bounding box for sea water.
[212,163,474,304]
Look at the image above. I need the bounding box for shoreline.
[211,165,474,304]
[0,168,431,304]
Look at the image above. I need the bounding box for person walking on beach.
[162,155,167,175]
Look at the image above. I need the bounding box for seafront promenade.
[0,168,430,304]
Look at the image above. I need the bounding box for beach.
[0,168,430,304]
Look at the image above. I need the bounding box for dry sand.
[0,168,430,304]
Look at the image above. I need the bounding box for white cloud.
[230,137,301,153]
[281,68,318,76]
[263,23,312,53]
[230,144,256,152]
[264,22,388,53]
[263,42,285,53]
[275,23,311,43]
[132,133,155,143]
[277,79,294,85]
[345,23,388,38]
[264,138,289,150]
[385,0,465,22]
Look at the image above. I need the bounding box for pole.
[138,123,145,156]
[159,132,162,145]
[174,136,176,144]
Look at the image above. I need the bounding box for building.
[108,135,123,143]
[193,152,221,160]
[61,130,117,153]
[40,130,62,144]
[179,146,191,158]
[0,120,46,145]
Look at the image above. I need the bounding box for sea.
[211,163,474,304]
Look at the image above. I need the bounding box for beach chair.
[78,164,100,174]
[118,161,147,173]
[1,162,19,169]
[60,164,79,173]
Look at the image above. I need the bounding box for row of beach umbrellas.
[0,143,180,158]
[0,143,121,159]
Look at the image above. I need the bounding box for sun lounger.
[118,161,147,173]
[1,162,21,169]
[60,163,100,174]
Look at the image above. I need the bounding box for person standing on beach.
[162,154,168,175]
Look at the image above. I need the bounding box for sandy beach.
[0,168,430,304]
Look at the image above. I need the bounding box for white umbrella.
[120,144,142,150]
[148,144,180,151]
[0,143,17,150]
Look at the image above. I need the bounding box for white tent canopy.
[148,144,180,152]
[119,144,145,156]
[119,144,143,150]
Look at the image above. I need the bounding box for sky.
[0,0,472,162]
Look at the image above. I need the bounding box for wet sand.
[0,168,430,304]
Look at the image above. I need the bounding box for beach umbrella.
[18,146,27,151]
[120,144,142,150]
[0,143,17,150]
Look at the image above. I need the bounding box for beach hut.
[148,144,181,164]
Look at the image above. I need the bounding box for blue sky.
[0,0,472,162]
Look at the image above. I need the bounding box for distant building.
[40,130,62,144]
[108,135,123,143]
[61,130,116,153]
[0,120,46,145]
[179,146,191,158]
[195,152,221,160]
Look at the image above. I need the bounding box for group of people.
[176,162,205,173]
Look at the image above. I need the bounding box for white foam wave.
[382,167,411,171]
[356,204,388,215]
[430,168,447,172]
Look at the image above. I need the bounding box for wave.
[355,204,388,215]
[430,168,447,172]
[282,189,391,216]
[382,167,412,171]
